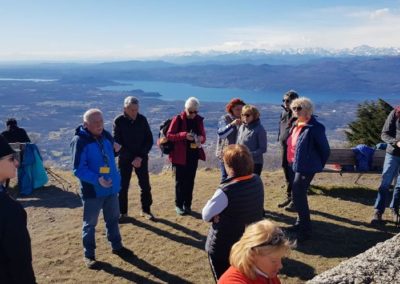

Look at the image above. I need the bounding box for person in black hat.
[1,118,31,143]
[0,135,36,283]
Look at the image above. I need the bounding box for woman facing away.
[216,98,246,182]
[284,97,330,242]
[236,105,267,176]
[218,220,292,284]
[0,135,36,284]
[167,97,206,215]
[203,144,264,281]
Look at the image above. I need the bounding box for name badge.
[190,143,197,149]
[100,166,110,174]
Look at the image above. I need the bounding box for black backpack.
[158,115,180,155]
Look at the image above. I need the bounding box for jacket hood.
[74,125,98,141]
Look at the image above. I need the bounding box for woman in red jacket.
[167,97,206,215]
[218,220,291,284]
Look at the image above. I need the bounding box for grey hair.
[185,97,200,110]
[291,97,314,115]
[124,96,139,108]
[83,108,103,123]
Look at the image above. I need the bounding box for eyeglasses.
[292,106,303,112]
[188,110,198,115]
[252,229,285,249]
[0,153,17,162]
[282,99,290,103]
[241,113,252,117]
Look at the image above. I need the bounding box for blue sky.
[0,0,399,61]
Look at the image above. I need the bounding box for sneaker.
[141,210,155,221]
[175,206,185,215]
[112,247,134,258]
[278,198,292,208]
[84,257,97,269]
[391,208,399,223]
[370,210,384,225]
[285,201,296,212]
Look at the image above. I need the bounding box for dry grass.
[15,169,399,283]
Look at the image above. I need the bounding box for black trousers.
[281,145,292,199]
[173,158,198,209]
[118,156,152,214]
[287,165,314,232]
[253,163,263,176]
[208,253,229,283]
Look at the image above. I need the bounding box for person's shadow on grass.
[97,248,191,283]
[124,216,205,250]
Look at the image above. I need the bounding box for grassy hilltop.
[17,169,398,283]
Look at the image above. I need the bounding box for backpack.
[157,115,181,155]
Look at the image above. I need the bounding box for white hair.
[124,96,139,108]
[83,108,103,123]
[185,97,200,110]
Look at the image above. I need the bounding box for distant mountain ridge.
[161,45,400,65]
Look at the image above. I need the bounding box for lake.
[101,80,383,104]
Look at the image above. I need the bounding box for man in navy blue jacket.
[71,108,130,268]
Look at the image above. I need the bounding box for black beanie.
[0,135,15,159]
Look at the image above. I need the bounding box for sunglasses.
[188,110,198,115]
[241,113,252,117]
[282,99,290,103]
[0,153,17,162]
[292,106,303,111]
[252,229,285,249]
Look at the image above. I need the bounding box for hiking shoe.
[370,210,384,225]
[141,210,155,221]
[391,208,399,223]
[119,213,129,224]
[112,247,134,258]
[84,257,97,269]
[175,206,185,215]
[183,206,192,215]
[285,201,296,212]
[278,198,292,208]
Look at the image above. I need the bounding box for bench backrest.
[326,148,385,167]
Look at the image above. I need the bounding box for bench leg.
[354,173,363,184]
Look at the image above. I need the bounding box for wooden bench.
[323,148,385,183]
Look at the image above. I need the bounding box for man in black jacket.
[0,135,36,284]
[113,96,154,220]
[277,90,298,209]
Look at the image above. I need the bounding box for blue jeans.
[374,153,400,213]
[288,165,314,232]
[82,194,122,259]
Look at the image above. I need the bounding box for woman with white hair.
[284,97,330,242]
[167,97,206,215]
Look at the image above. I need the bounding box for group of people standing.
[203,91,330,282]
[0,91,331,283]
